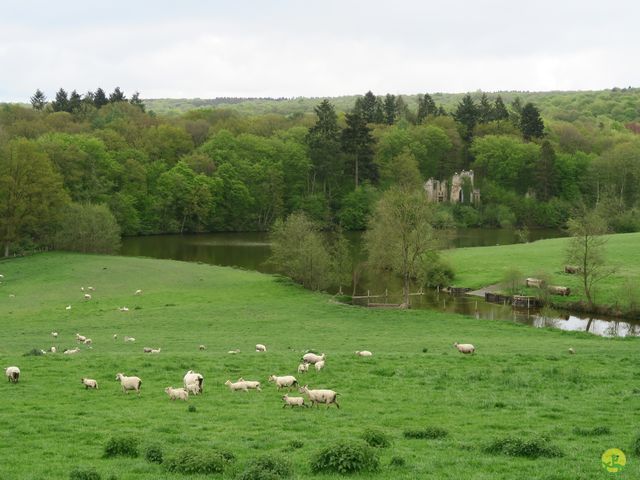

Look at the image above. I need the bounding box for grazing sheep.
[83,338,92,345]
[0,274,4,278]
[199,344,206,351]
[150,348,161,354]
[185,383,201,395]
[143,347,153,353]
[115,373,142,394]
[40,349,47,355]
[64,348,80,355]
[135,289,142,295]
[268,375,298,390]
[165,386,188,401]
[297,363,309,374]
[453,342,475,354]
[65,305,71,310]
[183,370,204,393]
[9,294,15,298]
[76,333,86,343]
[568,347,576,354]
[80,287,84,291]
[282,394,307,408]
[87,287,95,291]
[225,379,249,392]
[118,306,129,312]
[113,334,118,340]
[302,352,325,364]
[51,332,58,338]
[237,378,262,391]
[81,378,98,389]
[50,346,57,353]
[84,294,92,300]
[299,385,339,409]
[228,349,240,354]
[124,336,135,343]
[355,350,373,357]
[255,344,267,352]
[314,360,325,372]
[5,366,20,383]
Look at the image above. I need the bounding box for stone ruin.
[424,170,480,204]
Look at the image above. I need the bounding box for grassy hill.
[0,252,638,479]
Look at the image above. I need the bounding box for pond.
[120,228,639,337]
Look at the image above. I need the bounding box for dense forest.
[1,86,639,256]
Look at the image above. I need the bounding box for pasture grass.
[0,252,639,479]
[444,231,640,309]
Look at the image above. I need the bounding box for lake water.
[120,229,638,337]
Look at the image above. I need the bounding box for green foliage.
[188,404,197,413]
[23,348,44,356]
[310,441,379,474]
[572,426,611,436]
[502,267,523,296]
[520,102,545,140]
[337,184,378,230]
[69,467,101,480]
[288,440,304,449]
[54,203,121,254]
[403,426,449,440]
[361,428,391,448]
[420,251,455,288]
[103,436,139,458]
[632,432,640,456]
[484,436,563,458]
[389,456,406,467]
[144,444,164,464]
[236,455,293,480]
[164,448,232,475]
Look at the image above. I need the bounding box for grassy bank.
[444,232,640,312]
[0,252,639,479]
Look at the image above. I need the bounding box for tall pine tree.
[93,88,108,108]
[51,88,69,112]
[520,102,545,140]
[453,94,479,143]
[492,95,509,121]
[342,111,377,189]
[30,89,47,110]
[305,100,342,194]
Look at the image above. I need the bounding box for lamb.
[225,379,249,392]
[302,352,325,364]
[75,333,86,343]
[568,347,576,354]
[50,346,57,353]
[135,289,142,295]
[268,375,298,390]
[314,360,325,372]
[297,363,309,374]
[81,378,98,389]
[255,344,267,352]
[185,383,201,395]
[83,338,92,345]
[183,370,204,393]
[228,349,240,354]
[165,386,188,401]
[281,394,307,408]
[355,350,373,357]
[453,342,475,354]
[124,336,135,343]
[237,379,261,391]
[65,305,71,310]
[150,348,161,354]
[113,334,118,340]
[118,306,129,312]
[299,385,339,408]
[51,332,58,338]
[5,366,20,383]
[84,293,92,300]
[199,344,206,351]
[143,347,153,353]
[115,373,142,394]
[64,348,80,355]
[87,286,95,291]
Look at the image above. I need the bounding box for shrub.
[572,426,611,437]
[389,456,406,467]
[55,202,121,254]
[164,448,232,475]
[362,428,391,448]
[420,251,455,288]
[310,441,379,474]
[632,432,640,456]
[484,436,563,458]
[24,348,44,356]
[188,404,197,413]
[422,347,428,353]
[288,440,304,449]
[236,455,293,480]
[403,426,448,440]
[103,436,139,458]
[69,467,101,480]
[144,444,164,464]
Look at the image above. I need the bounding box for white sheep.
[5,366,20,383]
[143,347,152,353]
[80,287,84,291]
[299,385,339,408]
[302,352,325,364]
[199,344,206,351]
[568,347,576,354]
[51,331,58,338]
[165,386,188,401]
[65,305,71,310]
[50,346,57,353]
[355,350,373,357]
[81,377,98,389]
[150,348,161,354]
[185,383,201,395]
[268,375,298,390]
[113,334,118,340]
[297,363,309,374]
[135,289,142,295]
[255,344,267,352]
[281,394,307,408]
[83,338,92,345]
[238,379,261,391]
[64,348,80,355]
[87,286,95,291]
[453,342,475,354]
[183,370,204,393]
[118,306,129,312]
[84,294,92,300]
[228,349,240,354]
[225,379,249,392]
[124,336,135,343]
[115,373,142,394]
[75,333,86,343]
[314,360,325,372]
[0,274,4,278]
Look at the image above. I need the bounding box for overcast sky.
[1,0,638,102]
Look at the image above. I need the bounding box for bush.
[288,439,304,449]
[164,448,233,475]
[403,426,448,439]
[24,348,44,356]
[484,436,563,458]
[362,428,391,448]
[420,251,455,288]
[69,467,101,480]
[55,202,121,254]
[572,426,611,437]
[310,441,379,474]
[103,436,139,458]
[144,444,164,464]
[188,404,197,413]
[389,456,406,467]
[236,455,293,480]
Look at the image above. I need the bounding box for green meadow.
[444,232,640,309]
[1,252,639,479]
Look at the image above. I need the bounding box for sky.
[1,0,638,102]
